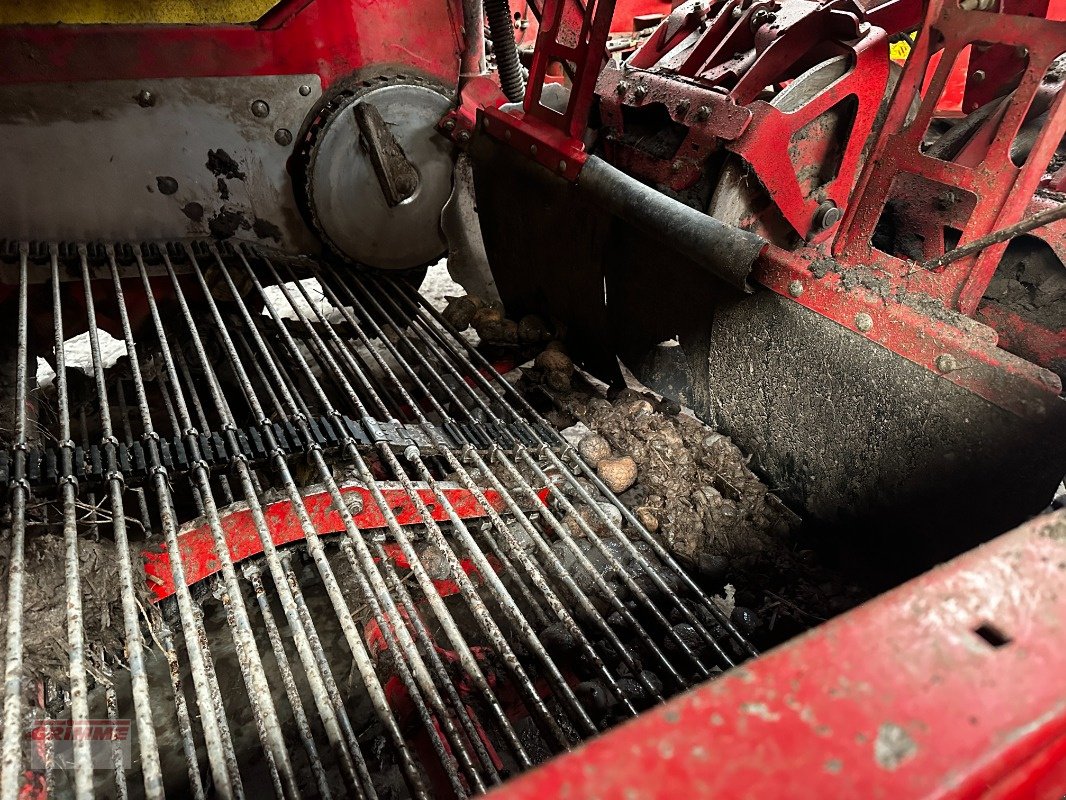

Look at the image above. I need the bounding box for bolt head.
[616,81,630,95]
[251,99,270,118]
[442,118,457,131]
[633,85,648,100]
[787,280,804,298]
[530,144,538,155]
[299,84,312,96]
[971,69,986,83]
[814,200,842,230]
[274,128,293,146]
[457,130,471,144]
[558,160,568,172]
[136,89,155,108]
[935,353,958,373]
[750,8,774,31]
[676,99,690,117]
[696,105,711,121]
[671,160,683,172]
[854,312,873,333]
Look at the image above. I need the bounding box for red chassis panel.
[0,0,465,89]
[491,510,1066,800]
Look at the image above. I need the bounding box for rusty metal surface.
[489,510,1066,800]
[0,76,322,251]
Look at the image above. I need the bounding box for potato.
[534,348,573,374]
[577,433,611,466]
[597,455,638,493]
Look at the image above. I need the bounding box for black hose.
[485,0,525,102]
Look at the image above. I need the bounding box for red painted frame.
[491,509,1066,800]
[0,0,464,88]
[834,0,1066,316]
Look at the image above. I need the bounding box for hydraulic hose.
[485,0,526,102]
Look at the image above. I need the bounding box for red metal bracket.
[834,0,1066,315]
[595,0,889,240]
[491,509,1066,800]
[143,481,548,601]
[482,0,618,179]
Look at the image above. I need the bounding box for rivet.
[530,144,538,155]
[251,99,270,118]
[457,130,471,143]
[787,280,804,298]
[298,85,312,96]
[558,160,567,172]
[274,128,293,146]
[971,69,986,83]
[854,312,873,333]
[136,89,155,108]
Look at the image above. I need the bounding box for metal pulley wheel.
[306,79,454,270]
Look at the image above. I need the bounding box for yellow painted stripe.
[0,0,281,25]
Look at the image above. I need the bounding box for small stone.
[419,544,451,581]
[539,622,577,653]
[442,295,478,331]
[575,681,611,714]
[664,623,702,654]
[471,306,504,332]
[598,456,638,493]
[578,433,612,466]
[635,506,659,532]
[697,552,728,582]
[730,606,759,633]
[518,314,549,343]
[621,399,655,417]
[658,397,682,415]
[498,318,519,343]
[545,369,572,392]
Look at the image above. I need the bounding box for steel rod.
[0,246,30,800]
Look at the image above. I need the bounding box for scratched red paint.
[143,482,540,601]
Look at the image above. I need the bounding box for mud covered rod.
[577,155,767,294]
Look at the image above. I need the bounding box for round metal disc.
[307,83,453,270]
